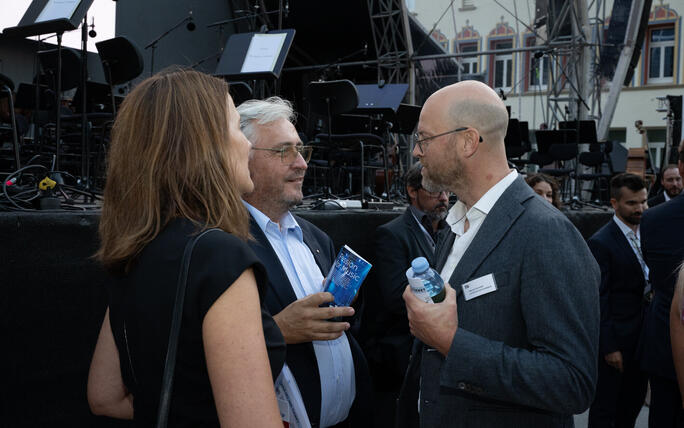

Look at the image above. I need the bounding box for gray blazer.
[397,176,600,428]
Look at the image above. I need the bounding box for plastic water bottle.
[406,256,446,303]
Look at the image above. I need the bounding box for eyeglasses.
[412,127,483,154]
[251,144,314,163]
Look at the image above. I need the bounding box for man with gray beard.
[363,162,449,426]
[397,80,599,428]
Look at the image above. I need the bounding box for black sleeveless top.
[107,219,286,427]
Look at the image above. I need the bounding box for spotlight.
[88,17,97,38]
[186,11,195,31]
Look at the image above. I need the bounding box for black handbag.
[155,228,220,428]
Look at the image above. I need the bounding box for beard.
[281,170,306,208]
[666,186,682,198]
[421,173,442,193]
[425,203,448,223]
[282,192,303,209]
[622,212,642,226]
[421,155,464,195]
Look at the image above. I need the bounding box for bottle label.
[407,276,434,304]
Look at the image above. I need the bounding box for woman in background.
[87,69,283,427]
[526,173,562,209]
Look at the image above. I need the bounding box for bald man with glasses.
[397,81,600,428]
[238,97,371,428]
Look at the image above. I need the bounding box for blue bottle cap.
[411,257,429,274]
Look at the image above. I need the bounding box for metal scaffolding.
[397,0,644,132]
[367,0,415,102]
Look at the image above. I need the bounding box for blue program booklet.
[323,245,372,307]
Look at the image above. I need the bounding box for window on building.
[648,26,675,84]
[493,41,513,91]
[459,43,478,74]
[431,30,449,52]
[529,53,550,89]
[646,128,667,170]
[459,0,476,11]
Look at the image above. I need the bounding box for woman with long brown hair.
[87,69,284,426]
[525,173,562,209]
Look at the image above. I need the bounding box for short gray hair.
[236,96,296,144]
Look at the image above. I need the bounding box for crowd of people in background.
[85,68,684,428]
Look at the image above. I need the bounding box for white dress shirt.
[440,170,518,282]
[245,202,356,428]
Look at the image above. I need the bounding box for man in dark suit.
[397,80,600,428]
[640,144,684,428]
[238,97,371,428]
[647,164,682,207]
[365,162,448,426]
[587,173,649,428]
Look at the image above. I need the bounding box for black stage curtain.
[0,207,610,426]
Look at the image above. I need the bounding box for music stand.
[354,84,408,116]
[504,119,524,158]
[534,129,577,154]
[308,80,359,118]
[70,81,119,114]
[559,120,601,205]
[519,121,530,145]
[38,47,81,92]
[215,29,295,81]
[2,0,94,38]
[3,0,95,172]
[558,120,598,145]
[96,36,144,114]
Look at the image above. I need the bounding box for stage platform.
[0,206,612,426]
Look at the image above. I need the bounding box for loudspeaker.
[598,0,652,84]
[624,0,653,85]
[599,0,631,79]
[547,0,572,38]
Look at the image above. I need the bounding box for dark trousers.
[588,355,648,428]
[648,374,684,428]
[368,359,403,428]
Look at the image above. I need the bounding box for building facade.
[411,0,683,153]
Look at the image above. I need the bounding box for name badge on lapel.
[462,273,498,301]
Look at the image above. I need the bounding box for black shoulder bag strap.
[156,228,220,428]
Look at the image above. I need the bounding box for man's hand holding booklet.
[323,245,372,307]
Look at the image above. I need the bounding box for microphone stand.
[80,13,90,191]
[145,14,194,76]
[54,31,64,172]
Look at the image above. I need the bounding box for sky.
[1,0,116,52]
